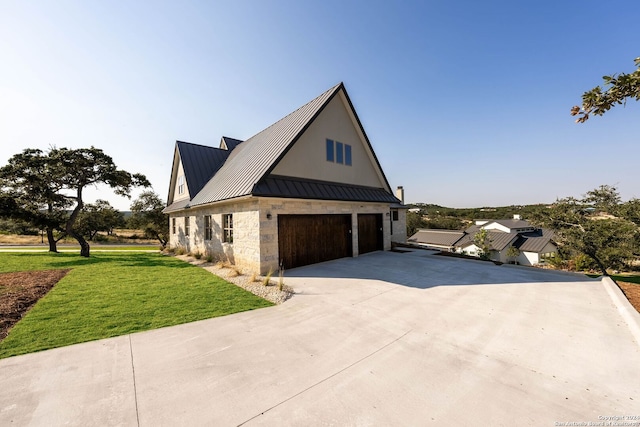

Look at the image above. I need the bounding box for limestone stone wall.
[390,208,407,244]
[168,199,261,272]
[170,197,398,275]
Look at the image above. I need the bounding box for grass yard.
[0,252,273,359]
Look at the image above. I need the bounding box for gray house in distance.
[409,216,557,266]
[164,83,406,273]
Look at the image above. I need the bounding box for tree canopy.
[0,146,150,256]
[571,57,640,123]
[128,191,169,248]
[532,185,639,275]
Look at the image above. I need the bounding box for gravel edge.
[174,255,294,304]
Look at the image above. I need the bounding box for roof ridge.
[176,140,224,150]
[243,83,342,145]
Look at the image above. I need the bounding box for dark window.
[392,210,399,221]
[345,144,352,166]
[204,215,212,240]
[326,139,334,162]
[172,218,176,234]
[223,214,233,243]
[336,141,343,164]
[185,216,190,236]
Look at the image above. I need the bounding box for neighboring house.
[164,83,407,273]
[408,216,556,266]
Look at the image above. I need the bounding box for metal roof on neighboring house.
[486,219,534,230]
[176,141,231,199]
[252,175,399,203]
[408,229,466,247]
[458,230,519,251]
[515,228,555,253]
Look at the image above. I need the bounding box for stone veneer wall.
[390,209,407,244]
[170,197,401,275]
[257,198,394,274]
[169,199,262,273]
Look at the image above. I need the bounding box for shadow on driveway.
[284,250,594,289]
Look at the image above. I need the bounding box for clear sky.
[1,0,639,210]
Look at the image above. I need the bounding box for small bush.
[205,251,213,263]
[278,268,285,291]
[263,268,273,286]
[175,247,186,255]
[249,272,258,283]
[194,251,202,260]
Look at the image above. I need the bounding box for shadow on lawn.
[3,252,194,271]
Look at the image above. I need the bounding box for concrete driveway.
[1,250,639,426]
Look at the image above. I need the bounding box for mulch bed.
[0,269,70,341]
[617,281,640,313]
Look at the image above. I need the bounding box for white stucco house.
[409,216,557,266]
[163,83,407,273]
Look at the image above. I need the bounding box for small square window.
[326,139,334,162]
[184,216,190,236]
[392,210,399,221]
[344,144,352,166]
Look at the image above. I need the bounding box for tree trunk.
[588,253,609,276]
[65,187,90,257]
[46,227,58,253]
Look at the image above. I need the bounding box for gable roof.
[515,228,555,253]
[175,141,231,199]
[487,219,534,230]
[457,230,518,251]
[220,136,243,151]
[165,83,398,211]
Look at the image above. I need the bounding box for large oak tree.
[0,147,149,256]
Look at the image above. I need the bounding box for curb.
[601,277,640,347]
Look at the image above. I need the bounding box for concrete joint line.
[602,277,640,347]
[129,335,141,427]
[236,329,413,426]
[352,287,398,305]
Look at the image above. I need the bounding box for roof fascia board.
[166,144,181,205]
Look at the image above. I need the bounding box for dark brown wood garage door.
[357,214,383,255]
[278,214,352,269]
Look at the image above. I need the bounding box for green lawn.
[0,252,273,359]
[586,272,640,284]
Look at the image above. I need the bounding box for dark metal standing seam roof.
[176,141,231,198]
[221,136,243,150]
[516,228,555,253]
[252,175,399,203]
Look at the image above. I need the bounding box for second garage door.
[278,214,352,269]
[357,213,383,255]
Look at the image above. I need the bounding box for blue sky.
[1,0,639,210]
